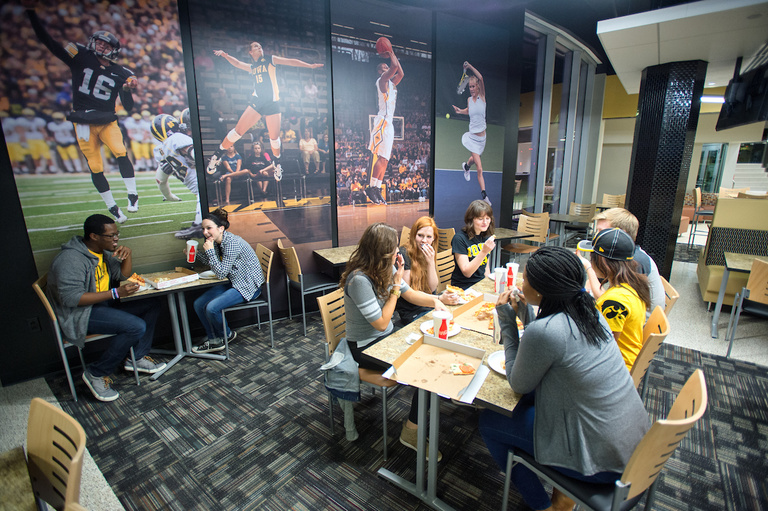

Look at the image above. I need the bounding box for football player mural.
[0,1,196,273]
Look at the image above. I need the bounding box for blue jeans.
[479,393,620,510]
[87,298,161,377]
[193,285,260,340]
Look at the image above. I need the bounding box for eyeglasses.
[98,232,120,240]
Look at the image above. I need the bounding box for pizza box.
[144,267,200,289]
[382,335,489,403]
[451,293,498,336]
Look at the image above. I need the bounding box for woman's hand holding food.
[439,290,460,305]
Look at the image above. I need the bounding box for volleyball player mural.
[205,43,323,180]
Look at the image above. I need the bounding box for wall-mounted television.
[715,63,768,131]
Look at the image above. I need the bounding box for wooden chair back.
[620,369,707,500]
[32,273,57,325]
[568,202,596,220]
[602,193,626,207]
[693,187,703,210]
[317,288,345,355]
[436,249,455,293]
[400,226,411,247]
[255,243,274,281]
[277,239,301,284]
[516,214,550,244]
[630,306,669,390]
[27,397,87,510]
[746,258,768,306]
[437,227,455,252]
[660,276,679,315]
[521,210,548,218]
[718,187,749,199]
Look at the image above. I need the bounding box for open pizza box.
[382,335,490,403]
[451,292,499,336]
[144,267,200,290]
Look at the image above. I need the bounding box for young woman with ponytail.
[478,246,649,511]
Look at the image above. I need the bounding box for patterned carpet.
[47,315,767,510]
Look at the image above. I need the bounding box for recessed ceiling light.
[701,96,725,103]
[707,82,716,86]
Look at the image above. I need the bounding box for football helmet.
[52,112,66,121]
[178,108,191,132]
[151,114,180,142]
[88,31,121,61]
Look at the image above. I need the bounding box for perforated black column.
[626,60,707,279]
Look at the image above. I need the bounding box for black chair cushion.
[513,449,644,511]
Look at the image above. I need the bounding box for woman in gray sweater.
[479,246,649,511]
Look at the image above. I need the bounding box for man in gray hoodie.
[47,214,165,401]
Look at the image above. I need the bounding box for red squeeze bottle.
[438,317,449,339]
[187,244,196,264]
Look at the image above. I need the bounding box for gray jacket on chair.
[47,236,125,348]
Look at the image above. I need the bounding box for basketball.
[376,37,392,56]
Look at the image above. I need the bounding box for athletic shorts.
[461,131,486,156]
[369,115,394,160]
[247,95,280,116]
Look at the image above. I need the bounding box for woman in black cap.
[578,228,650,371]
[479,246,649,511]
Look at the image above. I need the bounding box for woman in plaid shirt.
[192,208,264,353]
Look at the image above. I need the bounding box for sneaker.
[462,162,471,181]
[192,339,225,354]
[163,194,182,202]
[127,193,139,212]
[124,356,166,374]
[274,163,283,182]
[226,330,237,343]
[364,186,378,204]
[108,205,128,224]
[206,150,223,175]
[374,187,387,205]
[174,222,204,240]
[82,370,119,402]
[483,195,492,206]
[399,422,442,462]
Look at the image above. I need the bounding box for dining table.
[548,213,589,246]
[710,252,768,338]
[0,446,36,511]
[122,269,229,379]
[363,277,520,510]
[314,245,357,279]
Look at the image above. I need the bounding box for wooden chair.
[502,369,707,511]
[502,213,553,262]
[399,226,411,247]
[437,227,455,252]
[631,306,670,401]
[660,276,679,315]
[687,187,714,248]
[277,239,338,337]
[601,193,626,207]
[27,397,86,510]
[436,249,455,293]
[317,288,398,460]
[32,274,140,402]
[718,187,749,199]
[564,202,597,242]
[521,210,560,243]
[221,243,274,350]
[725,258,768,358]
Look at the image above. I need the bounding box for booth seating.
[696,198,768,306]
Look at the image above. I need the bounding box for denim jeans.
[193,285,260,340]
[87,297,161,377]
[479,393,620,510]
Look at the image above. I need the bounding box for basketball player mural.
[366,37,403,205]
[27,8,140,224]
[206,42,323,182]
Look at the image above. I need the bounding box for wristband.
[111,288,120,300]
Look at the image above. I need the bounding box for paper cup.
[494,267,506,293]
[186,240,198,264]
[432,310,453,339]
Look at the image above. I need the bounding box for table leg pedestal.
[177,292,227,361]
[711,268,730,338]
[150,294,184,380]
[377,390,456,511]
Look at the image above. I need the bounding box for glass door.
[696,143,727,192]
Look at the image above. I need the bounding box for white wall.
[594,114,765,201]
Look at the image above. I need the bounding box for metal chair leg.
[128,347,140,386]
[502,450,515,511]
[382,385,388,460]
